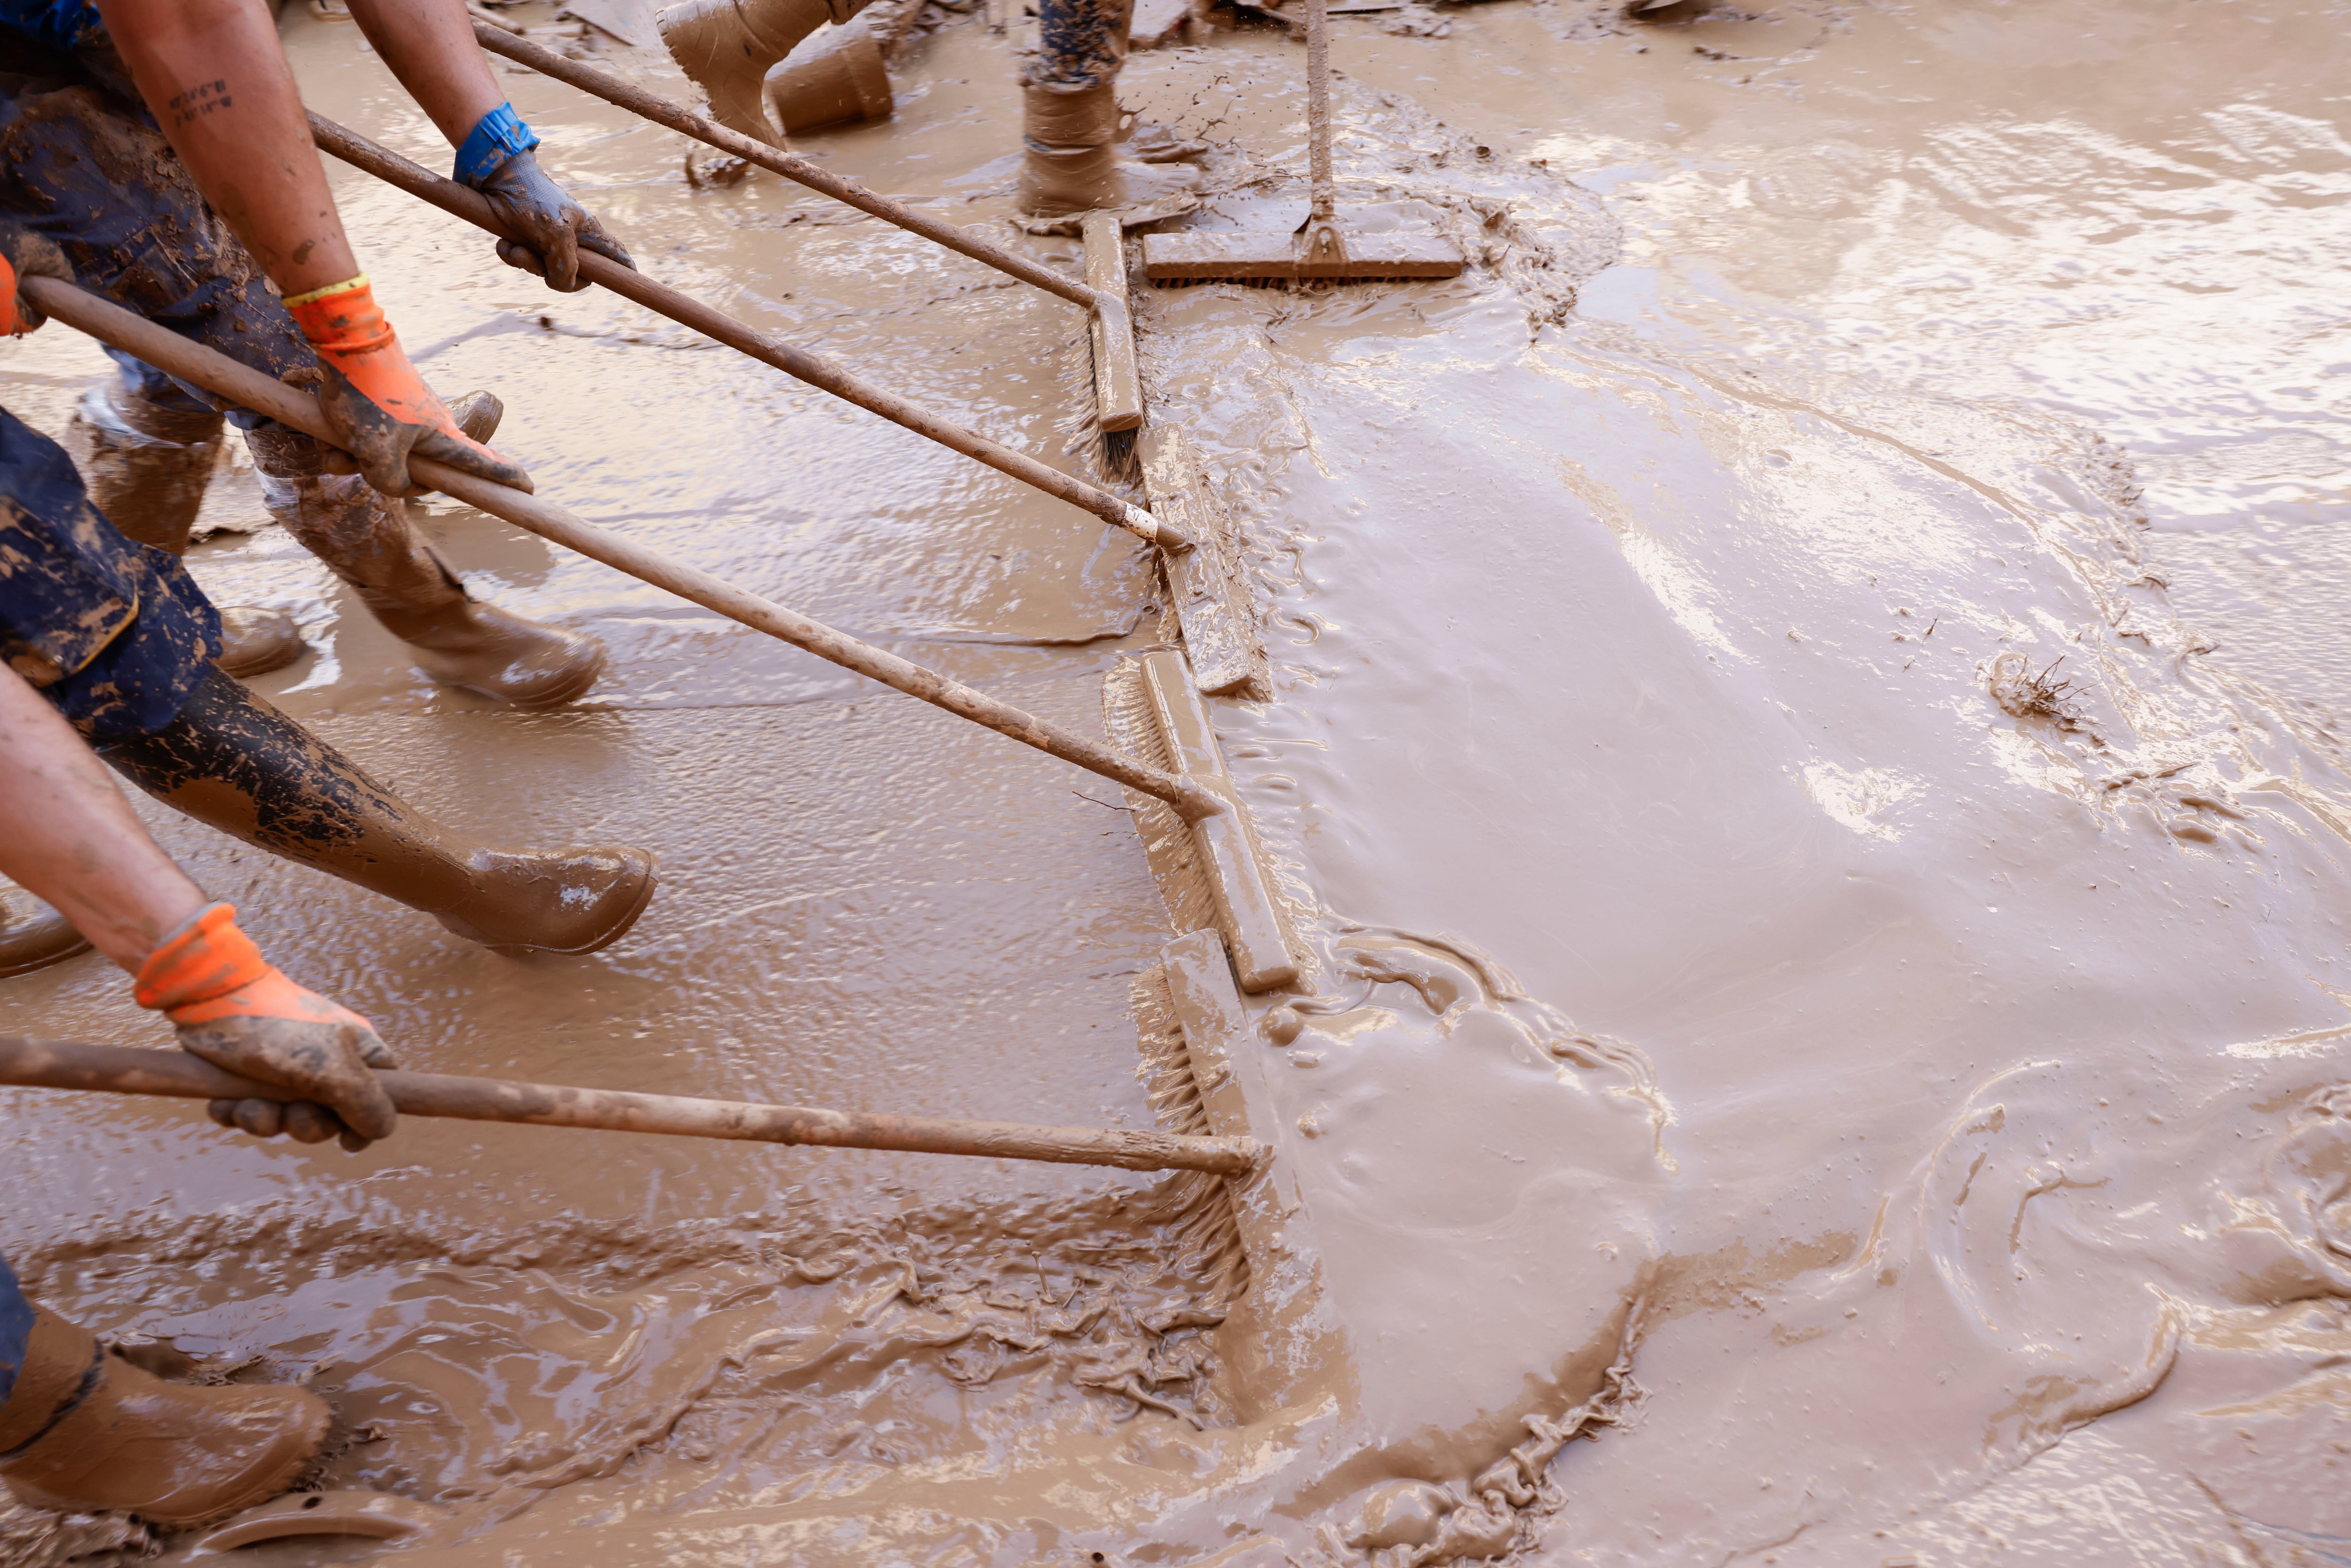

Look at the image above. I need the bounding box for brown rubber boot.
[97,669,657,955]
[63,387,308,678]
[259,472,606,709]
[0,1308,326,1528]
[764,26,893,135]
[660,0,863,145]
[0,884,91,978]
[1018,82,1201,219]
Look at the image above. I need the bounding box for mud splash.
[0,0,2345,1561]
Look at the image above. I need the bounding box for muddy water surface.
[1,0,2347,1562]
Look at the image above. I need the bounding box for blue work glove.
[457,103,636,293]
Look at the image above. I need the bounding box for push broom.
[1139,0,1464,285]
[15,274,1270,1179]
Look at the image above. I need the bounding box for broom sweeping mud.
[19,272,1295,1172]
[303,112,1264,698]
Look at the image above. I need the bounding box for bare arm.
[341,0,504,148]
[0,664,205,970]
[90,0,357,298]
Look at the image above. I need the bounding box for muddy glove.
[284,275,534,498]
[134,901,399,1152]
[0,221,70,336]
[456,104,634,293]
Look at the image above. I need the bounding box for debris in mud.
[1382,5,1453,36]
[0,1501,151,1568]
[1988,651,2086,729]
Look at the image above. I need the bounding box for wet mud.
[1,0,2347,1561]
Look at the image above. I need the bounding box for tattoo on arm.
[165,79,235,130]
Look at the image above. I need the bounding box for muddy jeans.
[0,38,331,481]
[0,405,222,739]
[1026,0,1133,89]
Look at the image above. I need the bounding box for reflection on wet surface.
[0,0,2344,1560]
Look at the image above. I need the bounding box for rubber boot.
[259,473,607,709]
[764,26,893,135]
[97,669,658,955]
[1018,82,1201,218]
[660,0,867,145]
[0,883,91,979]
[0,1307,325,1528]
[62,386,306,679]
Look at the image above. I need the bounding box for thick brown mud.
[1,0,2346,1561]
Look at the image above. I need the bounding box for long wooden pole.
[303,113,1180,551]
[0,1037,1260,1176]
[21,276,1223,822]
[468,18,1097,311]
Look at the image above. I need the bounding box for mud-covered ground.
[1,0,2346,1561]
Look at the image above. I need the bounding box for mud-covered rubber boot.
[63,387,307,679]
[260,472,606,708]
[0,884,91,978]
[1018,82,1201,219]
[660,0,862,145]
[97,669,658,955]
[764,25,893,135]
[0,1308,326,1528]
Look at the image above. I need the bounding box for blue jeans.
[0,405,223,739]
[0,1253,34,1410]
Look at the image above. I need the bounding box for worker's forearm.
[91,0,358,297]
[343,0,505,148]
[0,669,206,972]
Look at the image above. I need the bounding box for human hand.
[286,277,533,496]
[473,149,636,293]
[135,902,400,1152]
[0,221,71,336]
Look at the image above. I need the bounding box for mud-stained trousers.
[1028,0,1133,90]
[0,31,474,618]
[0,404,222,739]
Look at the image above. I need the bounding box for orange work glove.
[284,275,533,499]
[0,223,71,337]
[135,902,399,1151]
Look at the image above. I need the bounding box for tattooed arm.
[90,0,358,296]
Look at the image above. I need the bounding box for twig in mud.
[1988,651,2086,728]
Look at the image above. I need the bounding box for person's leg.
[1018,0,1201,219]
[2,406,657,960]
[0,61,607,702]
[659,0,847,147]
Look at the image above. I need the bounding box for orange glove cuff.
[0,252,23,338]
[134,902,371,1031]
[285,276,467,443]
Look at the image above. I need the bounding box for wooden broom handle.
[0,1037,1260,1176]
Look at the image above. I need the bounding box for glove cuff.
[134,901,266,1015]
[455,102,541,188]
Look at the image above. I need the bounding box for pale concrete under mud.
[0,0,2347,1562]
